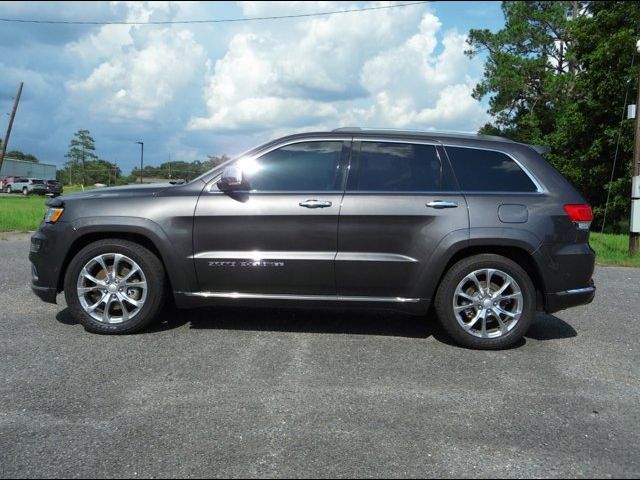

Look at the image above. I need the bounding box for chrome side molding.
[178,291,421,303]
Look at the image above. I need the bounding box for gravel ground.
[0,233,638,478]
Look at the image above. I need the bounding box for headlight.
[44,207,64,223]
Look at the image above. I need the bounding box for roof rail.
[332,127,361,132]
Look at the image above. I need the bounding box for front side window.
[445,146,538,192]
[348,142,448,192]
[242,141,344,192]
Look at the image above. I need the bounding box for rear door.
[193,139,349,296]
[336,138,468,300]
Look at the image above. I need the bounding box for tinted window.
[32,179,44,184]
[348,142,446,192]
[445,146,537,192]
[244,141,343,191]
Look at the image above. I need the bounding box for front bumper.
[544,282,596,314]
[29,222,78,305]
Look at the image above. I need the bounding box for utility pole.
[0,81,24,174]
[136,141,144,184]
[630,40,640,255]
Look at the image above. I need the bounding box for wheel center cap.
[108,284,118,293]
[482,298,493,309]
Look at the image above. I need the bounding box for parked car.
[6,178,47,195]
[1,176,20,193]
[43,179,63,196]
[29,128,595,349]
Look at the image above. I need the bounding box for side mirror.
[217,165,244,192]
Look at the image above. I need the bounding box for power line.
[0,1,432,26]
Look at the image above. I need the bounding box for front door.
[193,140,349,296]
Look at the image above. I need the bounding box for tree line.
[57,129,228,186]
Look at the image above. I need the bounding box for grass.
[0,195,48,232]
[1,194,639,267]
[589,232,640,267]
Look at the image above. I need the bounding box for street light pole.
[136,141,144,184]
[630,40,640,255]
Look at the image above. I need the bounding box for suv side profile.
[7,178,47,195]
[29,129,595,349]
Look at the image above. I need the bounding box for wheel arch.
[419,229,548,311]
[57,218,195,296]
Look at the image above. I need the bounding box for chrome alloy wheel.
[76,253,147,324]
[452,268,523,339]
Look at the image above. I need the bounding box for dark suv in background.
[29,128,595,349]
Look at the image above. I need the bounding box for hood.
[47,183,174,206]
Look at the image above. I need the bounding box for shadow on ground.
[56,304,577,347]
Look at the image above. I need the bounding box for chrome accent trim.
[192,251,335,261]
[426,200,458,209]
[179,291,421,303]
[558,287,596,296]
[441,143,547,194]
[191,251,418,262]
[335,252,418,262]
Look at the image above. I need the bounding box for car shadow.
[55,306,577,346]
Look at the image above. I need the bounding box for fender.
[69,215,197,293]
[414,226,547,300]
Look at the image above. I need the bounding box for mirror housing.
[217,165,244,192]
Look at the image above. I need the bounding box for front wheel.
[7,186,12,194]
[22,187,28,196]
[64,239,166,334]
[434,254,535,350]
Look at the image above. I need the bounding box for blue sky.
[0,1,505,174]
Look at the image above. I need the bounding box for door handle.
[426,200,458,209]
[299,199,333,208]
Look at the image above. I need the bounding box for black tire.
[7,186,12,194]
[22,187,28,196]
[64,239,166,334]
[434,254,535,350]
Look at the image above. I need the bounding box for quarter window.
[243,141,344,192]
[348,142,449,192]
[445,146,538,192]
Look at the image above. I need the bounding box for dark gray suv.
[29,128,595,349]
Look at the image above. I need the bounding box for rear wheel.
[434,254,535,349]
[64,239,166,334]
[7,186,12,193]
[22,187,28,195]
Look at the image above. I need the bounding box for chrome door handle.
[426,200,458,209]
[299,199,333,208]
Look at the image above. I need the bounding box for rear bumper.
[31,284,58,304]
[544,283,596,314]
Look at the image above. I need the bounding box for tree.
[467,1,640,232]
[5,150,39,163]
[65,129,98,186]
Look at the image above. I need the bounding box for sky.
[0,1,505,174]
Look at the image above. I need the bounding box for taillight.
[564,204,593,230]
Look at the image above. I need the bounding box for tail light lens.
[564,204,593,230]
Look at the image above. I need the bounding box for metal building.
[0,158,57,180]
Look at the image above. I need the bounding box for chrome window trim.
[179,291,421,303]
[351,136,440,146]
[441,143,547,194]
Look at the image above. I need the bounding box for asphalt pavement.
[0,232,639,478]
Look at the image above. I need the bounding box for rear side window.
[445,146,538,192]
[348,142,452,192]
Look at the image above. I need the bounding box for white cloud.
[68,27,207,121]
[188,1,488,134]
